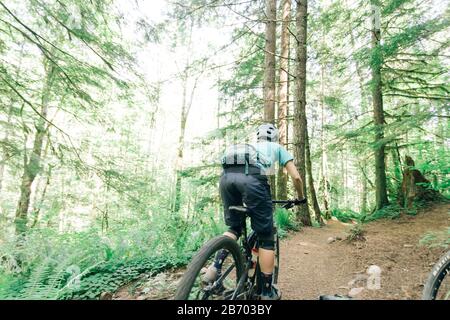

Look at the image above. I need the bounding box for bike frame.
[231,221,258,299]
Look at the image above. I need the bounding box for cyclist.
[203,123,306,300]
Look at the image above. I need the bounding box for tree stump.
[399,156,441,208]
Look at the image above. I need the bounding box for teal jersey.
[254,141,293,174]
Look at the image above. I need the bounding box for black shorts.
[219,170,273,237]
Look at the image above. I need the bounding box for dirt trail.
[279,202,449,299]
[113,202,449,300]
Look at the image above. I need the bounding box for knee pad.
[257,232,275,250]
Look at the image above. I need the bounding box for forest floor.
[279,202,449,299]
[113,202,449,300]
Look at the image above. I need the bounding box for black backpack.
[221,143,269,174]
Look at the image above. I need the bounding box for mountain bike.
[174,199,305,300]
[422,250,450,300]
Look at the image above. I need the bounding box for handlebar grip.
[276,199,307,209]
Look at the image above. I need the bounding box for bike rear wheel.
[174,235,245,300]
[273,227,280,284]
[422,250,450,300]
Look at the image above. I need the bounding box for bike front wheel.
[174,235,245,300]
[422,250,450,300]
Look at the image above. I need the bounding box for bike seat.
[228,206,249,214]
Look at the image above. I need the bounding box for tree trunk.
[263,0,277,199]
[15,61,55,235]
[173,20,195,213]
[305,127,322,224]
[391,143,403,200]
[344,146,349,208]
[264,0,277,124]
[293,0,311,226]
[29,134,51,225]
[351,28,370,214]
[174,72,188,213]
[360,162,368,214]
[319,66,330,219]
[0,108,12,194]
[102,182,110,232]
[341,149,346,206]
[277,0,291,200]
[217,74,222,155]
[0,45,25,195]
[174,125,186,212]
[350,29,369,114]
[30,164,52,228]
[370,3,389,210]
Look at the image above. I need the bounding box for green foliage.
[0,207,225,300]
[414,148,450,197]
[330,203,417,223]
[311,220,323,228]
[380,20,442,58]
[382,0,411,16]
[346,224,366,242]
[420,227,450,249]
[330,208,361,223]
[274,208,299,238]
[60,255,189,300]
[365,203,414,222]
[0,228,112,299]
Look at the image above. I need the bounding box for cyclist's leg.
[220,173,245,238]
[239,174,279,299]
[224,173,279,298]
[202,173,244,283]
[240,174,274,264]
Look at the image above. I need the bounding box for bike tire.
[174,235,245,300]
[273,227,280,284]
[422,250,450,300]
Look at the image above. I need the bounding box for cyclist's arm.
[285,160,305,199]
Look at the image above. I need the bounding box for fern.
[275,208,299,238]
[16,257,58,299]
[0,204,219,300]
[420,227,450,249]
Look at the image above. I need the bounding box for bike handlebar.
[272,198,307,209]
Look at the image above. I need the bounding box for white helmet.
[257,123,279,142]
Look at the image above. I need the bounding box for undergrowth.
[420,214,450,249]
[330,201,436,224]
[0,208,225,300]
[274,208,299,238]
[346,224,366,242]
